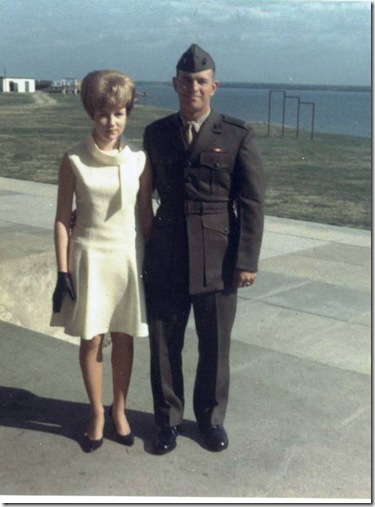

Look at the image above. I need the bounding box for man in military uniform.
[143,44,264,454]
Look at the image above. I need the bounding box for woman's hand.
[137,157,154,240]
[52,272,76,313]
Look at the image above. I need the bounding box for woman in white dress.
[51,70,153,452]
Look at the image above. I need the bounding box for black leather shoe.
[152,426,180,455]
[108,405,134,446]
[82,434,103,453]
[200,425,228,452]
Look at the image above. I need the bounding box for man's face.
[173,69,218,119]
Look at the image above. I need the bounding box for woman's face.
[92,106,127,150]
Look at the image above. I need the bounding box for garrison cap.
[176,44,215,73]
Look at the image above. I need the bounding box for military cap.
[176,44,215,73]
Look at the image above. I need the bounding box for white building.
[0,77,35,93]
[52,77,79,94]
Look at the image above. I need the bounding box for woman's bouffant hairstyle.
[80,70,135,118]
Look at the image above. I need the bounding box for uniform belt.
[183,200,229,215]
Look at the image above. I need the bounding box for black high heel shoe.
[82,434,103,453]
[108,405,134,446]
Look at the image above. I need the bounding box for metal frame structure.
[267,89,315,140]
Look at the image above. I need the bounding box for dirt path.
[31,91,58,106]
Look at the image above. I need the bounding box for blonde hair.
[80,70,135,118]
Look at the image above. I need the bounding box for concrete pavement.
[0,176,371,502]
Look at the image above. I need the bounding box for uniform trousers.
[145,286,237,429]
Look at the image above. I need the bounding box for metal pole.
[296,99,300,138]
[268,89,285,137]
[267,89,272,137]
[285,96,300,138]
[300,101,315,140]
[281,93,286,137]
[311,103,315,140]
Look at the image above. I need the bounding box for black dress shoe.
[200,425,228,452]
[108,405,134,446]
[152,426,180,455]
[82,434,103,453]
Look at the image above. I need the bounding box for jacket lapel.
[189,111,223,159]
[168,113,186,153]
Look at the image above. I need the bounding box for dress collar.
[87,134,129,166]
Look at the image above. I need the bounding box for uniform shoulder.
[220,114,250,130]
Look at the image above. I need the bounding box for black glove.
[52,272,76,313]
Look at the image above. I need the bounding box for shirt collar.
[180,109,211,132]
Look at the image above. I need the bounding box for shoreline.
[135,80,371,93]
[0,97,370,231]
[135,105,371,141]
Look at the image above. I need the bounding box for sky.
[0,0,371,86]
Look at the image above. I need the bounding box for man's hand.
[233,270,257,289]
[52,272,76,313]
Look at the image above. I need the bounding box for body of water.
[136,82,371,138]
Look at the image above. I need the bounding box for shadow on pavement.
[0,385,205,454]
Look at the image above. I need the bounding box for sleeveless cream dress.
[51,134,148,340]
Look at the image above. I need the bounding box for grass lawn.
[0,93,371,230]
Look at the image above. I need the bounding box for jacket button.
[214,163,220,169]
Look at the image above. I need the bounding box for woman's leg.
[79,334,105,440]
[110,332,134,436]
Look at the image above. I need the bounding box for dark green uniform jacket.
[143,111,265,295]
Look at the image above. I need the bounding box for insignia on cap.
[176,44,215,73]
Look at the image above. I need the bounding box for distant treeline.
[136,81,370,93]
